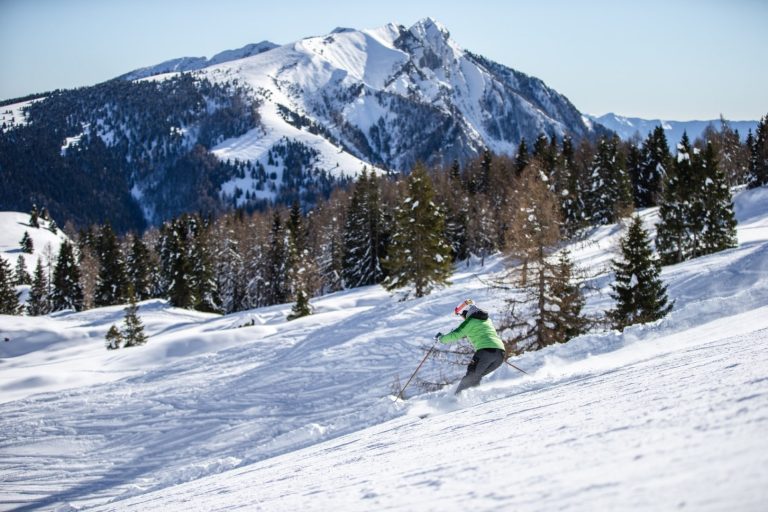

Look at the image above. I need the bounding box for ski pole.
[396,342,437,401]
[504,359,530,375]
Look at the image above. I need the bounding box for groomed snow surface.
[1,187,768,511]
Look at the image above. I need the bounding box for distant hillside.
[591,113,758,150]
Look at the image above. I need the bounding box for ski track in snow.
[0,188,767,511]
[93,326,768,512]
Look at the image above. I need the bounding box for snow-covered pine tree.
[560,135,588,236]
[635,126,671,207]
[51,240,84,312]
[27,259,51,316]
[189,216,221,314]
[585,135,633,226]
[126,235,154,301]
[478,147,493,194]
[384,164,452,298]
[214,219,246,314]
[515,138,530,175]
[264,211,289,306]
[29,205,40,228]
[657,133,737,265]
[748,114,768,189]
[701,117,748,187]
[158,215,195,309]
[20,231,34,254]
[609,215,672,330]
[105,325,123,350]
[0,257,20,314]
[14,255,31,286]
[122,290,148,347]
[342,169,386,287]
[657,133,698,265]
[307,192,346,294]
[547,250,588,342]
[466,195,497,266]
[699,142,738,254]
[444,172,470,263]
[626,141,645,209]
[287,201,313,320]
[94,224,129,307]
[532,134,558,188]
[241,212,269,309]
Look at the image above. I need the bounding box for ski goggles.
[454,298,473,316]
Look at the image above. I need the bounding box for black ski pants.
[455,348,505,394]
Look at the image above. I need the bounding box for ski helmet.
[454,298,474,317]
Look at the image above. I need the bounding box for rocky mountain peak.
[394,17,461,70]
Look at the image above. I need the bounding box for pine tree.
[215,221,246,314]
[310,193,346,295]
[515,138,530,175]
[547,250,588,341]
[20,231,34,254]
[748,114,768,188]
[559,135,587,236]
[585,136,633,225]
[14,255,31,285]
[126,235,154,301]
[699,142,738,254]
[702,117,747,186]
[105,325,123,350]
[479,147,492,193]
[189,216,221,313]
[466,195,497,266]
[444,191,470,263]
[0,257,21,315]
[288,288,312,321]
[656,133,698,265]
[51,240,84,312]
[264,211,289,305]
[384,164,452,298]
[94,224,129,307]
[609,216,672,330]
[626,141,643,206]
[635,126,670,207]
[27,259,50,316]
[657,133,738,265]
[158,216,195,309]
[122,290,148,347]
[342,170,386,287]
[29,205,40,228]
[287,201,312,320]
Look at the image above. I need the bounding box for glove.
[434,332,443,341]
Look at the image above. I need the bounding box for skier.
[435,299,506,394]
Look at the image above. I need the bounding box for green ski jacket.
[439,314,505,352]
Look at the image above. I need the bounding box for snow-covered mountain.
[1,186,767,510]
[117,41,280,81]
[197,18,599,172]
[1,18,607,230]
[591,112,758,149]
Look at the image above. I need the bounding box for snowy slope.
[1,188,767,511]
[0,211,69,274]
[0,99,40,133]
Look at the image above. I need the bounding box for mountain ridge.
[591,112,758,149]
[1,18,606,230]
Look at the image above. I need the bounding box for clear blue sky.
[1,0,766,120]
